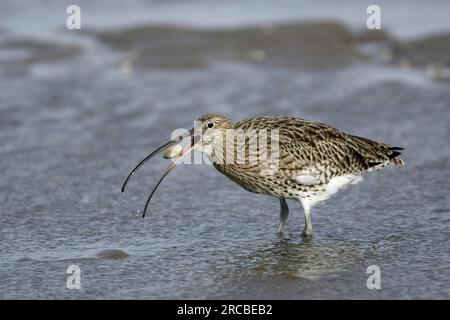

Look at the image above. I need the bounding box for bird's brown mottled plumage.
[203,114,404,197]
[196,113,404,236]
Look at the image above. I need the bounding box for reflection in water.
[227,236,367,281]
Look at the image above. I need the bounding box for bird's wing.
[236,117,358,183]
[279,126,405,184]
[278,138,367,184]
[235,116,403,184]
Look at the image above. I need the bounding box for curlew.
[122,113,404,237]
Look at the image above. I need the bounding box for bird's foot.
[302,228,313,238]
[276,222,286,234]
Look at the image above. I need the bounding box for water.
[0,0,449,299]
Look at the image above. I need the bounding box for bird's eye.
[207,122,214,128]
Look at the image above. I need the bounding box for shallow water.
[0,1,449,299]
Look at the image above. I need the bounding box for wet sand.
[0,1,449,299]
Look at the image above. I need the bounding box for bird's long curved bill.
[121,128,199,218]
[141,143,195,218]
[121,128,194,193]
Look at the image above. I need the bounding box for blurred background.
[0,0,449,299]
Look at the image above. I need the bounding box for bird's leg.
[277,197,289,233]
[300,199,312,237]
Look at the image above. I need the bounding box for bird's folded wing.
[278,139,368,185]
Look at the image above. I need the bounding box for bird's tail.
[387,147,405,166]
[347,134,405,169]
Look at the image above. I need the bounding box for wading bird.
[122,114,404,237]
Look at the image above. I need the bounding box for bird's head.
[121,113,234,217]
[194,113,234,154]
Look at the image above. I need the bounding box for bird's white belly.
[300,174,363,206]
[326,174,363,196]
